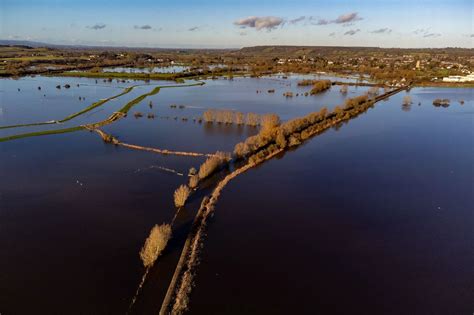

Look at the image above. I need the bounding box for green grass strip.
[59,86,135,122]
[0,126,85,142]
[0,85,136,130]
[117,81,204,114]
[0,81,205,143]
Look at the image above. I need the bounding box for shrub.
[188,167,197,176]
[202,110,214,123]
[433,98,450,107]
[198,151,230,179]
[234,112,244,125]
[275,130,287,148]
[402,95,412,105]
[310,80,331,95]
[344,95,368,109]
[368,86,379,96]
[246,112,260,126]
[174,185,191,208]
[233,142,249,158]
[189,175,199,189]
[288,134,301,147]
[297,79,316,86]
[260,114,280,133]
[140,224,172,267]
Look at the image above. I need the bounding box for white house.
[442,74,474,82]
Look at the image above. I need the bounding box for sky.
[1,0,473,48]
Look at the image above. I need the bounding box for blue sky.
[1,0,472,48]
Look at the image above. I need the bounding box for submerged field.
[0,74,472,314]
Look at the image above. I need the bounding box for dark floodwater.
[0,130,205,314]
[188,88,474,315]
[1,74,472,315]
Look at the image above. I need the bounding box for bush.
[260,114,280,133]
[198,151,230,179]
[275,130,287,148]
[433,98,450,107]
[235,112,244,125]
[297,79,318,86]
[202,110,214,123]
[140,224,172,267]
[188,167,197,176]
[344,95,368,109]
[246,112,260,126]
[174,185,191,207]
[189,175,199,189]
[402,95,412,105]
[368,86,379,96]
[310,80,331,95]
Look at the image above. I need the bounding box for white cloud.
[234,16,284,31]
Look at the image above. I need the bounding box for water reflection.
[203,122,256,137]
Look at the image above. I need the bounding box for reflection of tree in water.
[203,122,256,137]
[402,103,411,112]
[402,95,412,112]
[432,98,450,108]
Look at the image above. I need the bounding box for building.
[442,74,474,82]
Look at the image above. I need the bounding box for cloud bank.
[334,12,362,24]
[234,16,284,31]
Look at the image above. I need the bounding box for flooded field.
[188,87,474,315]
[0,74,472,314]
[103,65,191,74]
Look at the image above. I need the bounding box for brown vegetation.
[202,109,275,126]
[174,185,191,208]
[310,80,332,95]
[368,86,380,96]
[402,95,412,105]
[433,98,450,107]
[140,224,172,268]
[198,151,231,180]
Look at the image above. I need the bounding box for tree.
[140,224,172,267]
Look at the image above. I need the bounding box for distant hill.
[239,45,474,57]
[0,40,55,48]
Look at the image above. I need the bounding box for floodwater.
[103,65,191,73]
[0,130,203,314]
[188,87,474,315]
[103,75,370,152]
[1,73,471,315]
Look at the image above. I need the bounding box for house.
[442,74,474,82]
